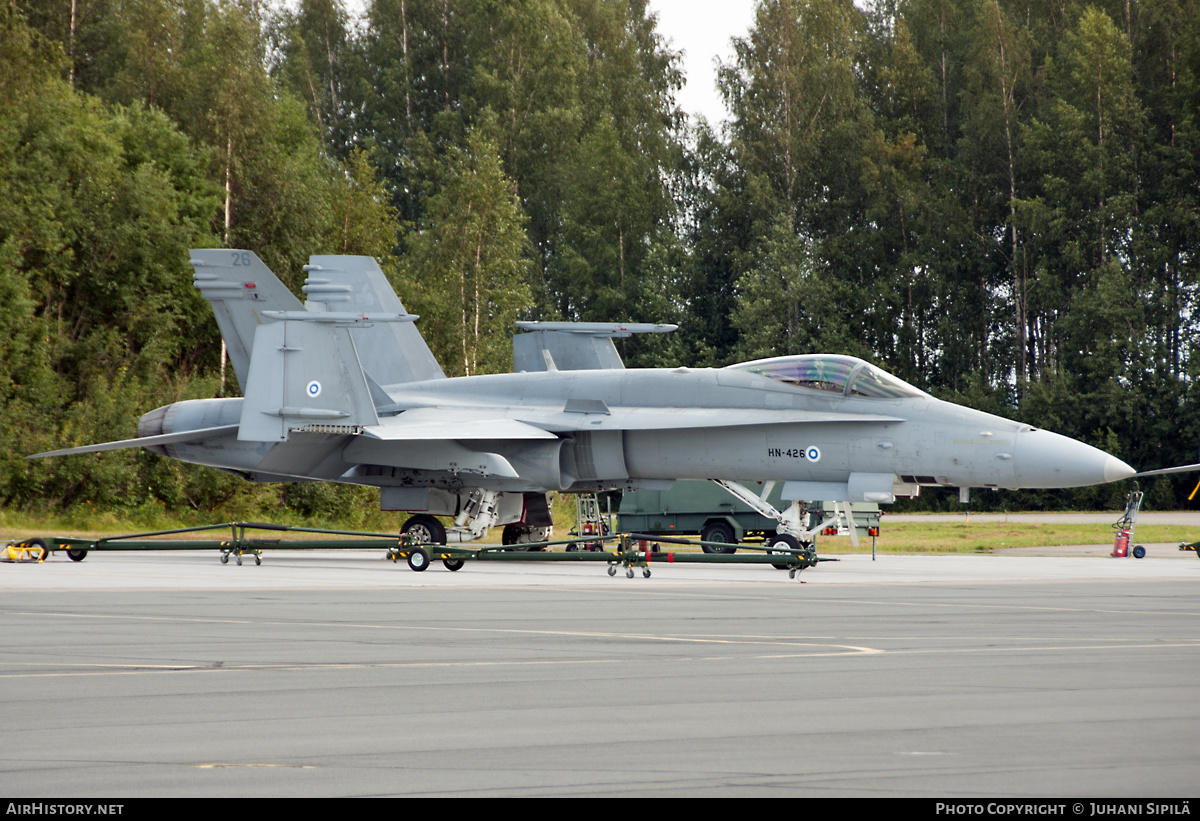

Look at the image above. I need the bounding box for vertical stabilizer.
[303,255,445,384]
[190,249,304,387]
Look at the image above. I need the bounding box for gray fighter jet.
[32,250,1136,548]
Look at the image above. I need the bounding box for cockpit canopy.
[725,355,926,399]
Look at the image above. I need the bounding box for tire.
[768,533,799,570]
[501,524,536,551]
[67,547,88,562]
[1132,545,1146,559]
[401,514,446,545]
[407,546,430,572]
[26,538,49,561]
[700,521,737,554]
[442,558,465,571]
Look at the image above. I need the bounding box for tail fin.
[303,255,445,385]
[190,249,304,387]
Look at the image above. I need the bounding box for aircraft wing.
[32,406,900,459]
[362,408,558,441]
[512,322,678,372]
[28,425,240,459]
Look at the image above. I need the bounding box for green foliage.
[399,115,533,375]
[0,1,403,520]
[6,0,1200,519]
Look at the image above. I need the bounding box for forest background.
[3,0,1199,527]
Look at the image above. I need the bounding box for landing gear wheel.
[401,514,447,546]
[700,522,737,554]
[500,525,547,551]
[67,548,87,562]
[1132,545,1146,559]
[768,533,799,570]
[442,558,464,571]
[501,524,530,550]
[407,547,430,572]
[607,565,617,576]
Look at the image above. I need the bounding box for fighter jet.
[31,249,1136,548]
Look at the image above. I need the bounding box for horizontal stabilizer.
[28,425,239,459]
[239,319,379,442]
[261,311,417,324]
[363,409,558,441]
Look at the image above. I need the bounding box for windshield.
[847,363,926,398]
[726,355,925,399]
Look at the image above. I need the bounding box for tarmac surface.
[2,538,1199,797]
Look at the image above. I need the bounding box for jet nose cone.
[1104,455,1136,483]
[1018,429,1134,488]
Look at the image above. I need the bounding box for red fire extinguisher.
[1112,529,1130,558]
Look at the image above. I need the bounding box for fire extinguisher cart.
[1111,487,1146,559]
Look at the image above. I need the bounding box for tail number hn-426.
[767,446,821,462]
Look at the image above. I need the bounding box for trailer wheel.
[1132,545,1146,559]
[442,558,464,571]
[407,547,430,572]
[66,547,87,562]
[767,533,799,570]
[23,538,49,561]
[700,522,737,554]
